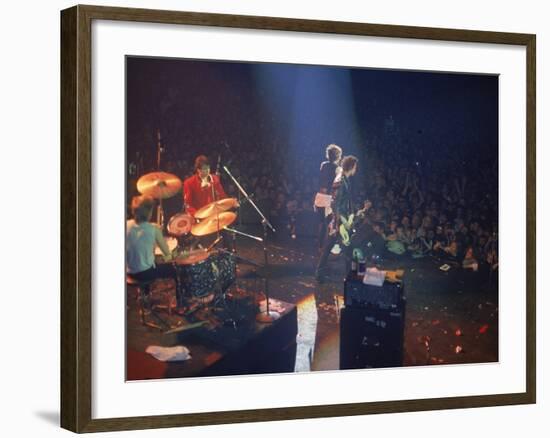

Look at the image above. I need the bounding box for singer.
[183,155,227,216]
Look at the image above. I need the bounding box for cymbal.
[137,172,182,199]
[194,197,239,219]
[191,212,237,236]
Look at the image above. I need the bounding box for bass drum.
[175,250,236,300]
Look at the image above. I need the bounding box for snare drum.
[167,212,194,237]
[174,250,236,300]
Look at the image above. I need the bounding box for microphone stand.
[223,165,279,323]
[214,166,263,268]
[235,189,241,253]
[210,173,221,241]
[210,173,233,326]
[222,142,240,251]
[156,129,165,229]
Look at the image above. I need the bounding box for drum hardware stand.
[157,197,166,230]
[225,227,263,242]
[232,220,237,253]
[155,129,166,229]
[174,265,185,308]
[210,172,222,241]
[222,228,263,267]
[225,195,251,253]
[223,166,279,323]
[139,294,174,331]
[206,235,224,252]
[142,298,173,332]
[238,190,242,225]
[139,279,180,332]
[209,181,248,265]
[256,218,280,323]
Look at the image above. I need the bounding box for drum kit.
[137,171,240,307]
[136,160,279,323]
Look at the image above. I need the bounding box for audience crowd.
[128,115,499,272]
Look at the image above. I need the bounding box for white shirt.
[126,219,157,274]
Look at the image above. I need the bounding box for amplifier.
[340,302,405,369]
[344,273,404,309]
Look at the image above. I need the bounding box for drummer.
[183,155,227,217]
[126,195,177,283]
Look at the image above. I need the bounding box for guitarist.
[315,155,358,282]
[315,144,342,249]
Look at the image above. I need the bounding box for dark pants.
[316,231,352,277]
[317,208,330,249]
[127,263,177,285]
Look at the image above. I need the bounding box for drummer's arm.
[154,226,173,262]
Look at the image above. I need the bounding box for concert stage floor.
[126,224,498,380]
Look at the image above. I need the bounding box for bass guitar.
[338,200,372,246]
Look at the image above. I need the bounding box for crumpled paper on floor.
[145,345,191,362]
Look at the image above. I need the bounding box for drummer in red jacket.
[183,155,227,216]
